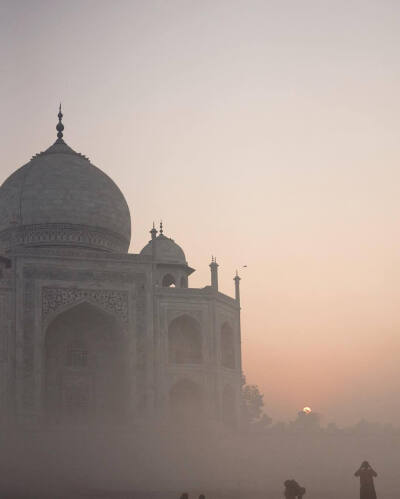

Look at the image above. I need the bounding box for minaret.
[234,270,241,304]
[209,256,219,290]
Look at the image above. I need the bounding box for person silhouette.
[179,493,189,499]
[284,480,295,499]
[284,479,306,499]
[354,461,377,499]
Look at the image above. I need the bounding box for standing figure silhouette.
[354,461,378,499]
[284,479,306,499]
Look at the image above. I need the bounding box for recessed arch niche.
[162,273,176,287]
[44,301,129,425]
[168,314,202,364]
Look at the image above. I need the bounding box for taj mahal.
[0,108,242,429]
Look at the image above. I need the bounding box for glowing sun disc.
[303,406,312,414]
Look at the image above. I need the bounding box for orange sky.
[1,0,400,425]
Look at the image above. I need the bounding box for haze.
[1,0,399,426]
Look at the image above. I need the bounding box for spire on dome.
[150,222,157,240]
[56,103,64,141]
[159,220,163,235]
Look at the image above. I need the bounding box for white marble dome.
[140,233,186,264]
[0,138,131,253]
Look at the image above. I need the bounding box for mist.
[0,421,398,499]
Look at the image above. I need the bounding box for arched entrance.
[168,315,202,364]
[44,302,128,425]
[162,273,176,287]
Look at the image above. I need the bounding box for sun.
[303,406,312,414]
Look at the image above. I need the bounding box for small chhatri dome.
[0,107,131,252]
[140,222,186,264]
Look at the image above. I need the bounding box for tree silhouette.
[241,374,272,427]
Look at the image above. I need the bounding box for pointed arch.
[162,274,176,287]
[44,301,128,425]
[168,314,202,364]
[42,287,128,332]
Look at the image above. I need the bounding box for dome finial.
[150,222,157,240]
[160,220,163,235]
[56,103,64,141]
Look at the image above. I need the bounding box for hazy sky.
[1,0,400,425]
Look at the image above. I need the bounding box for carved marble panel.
[166,308,203,325]
[42,287,129,325]
[0,223,128,253]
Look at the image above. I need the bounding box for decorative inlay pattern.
[42,287,129,325]
[0,223,128,253]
